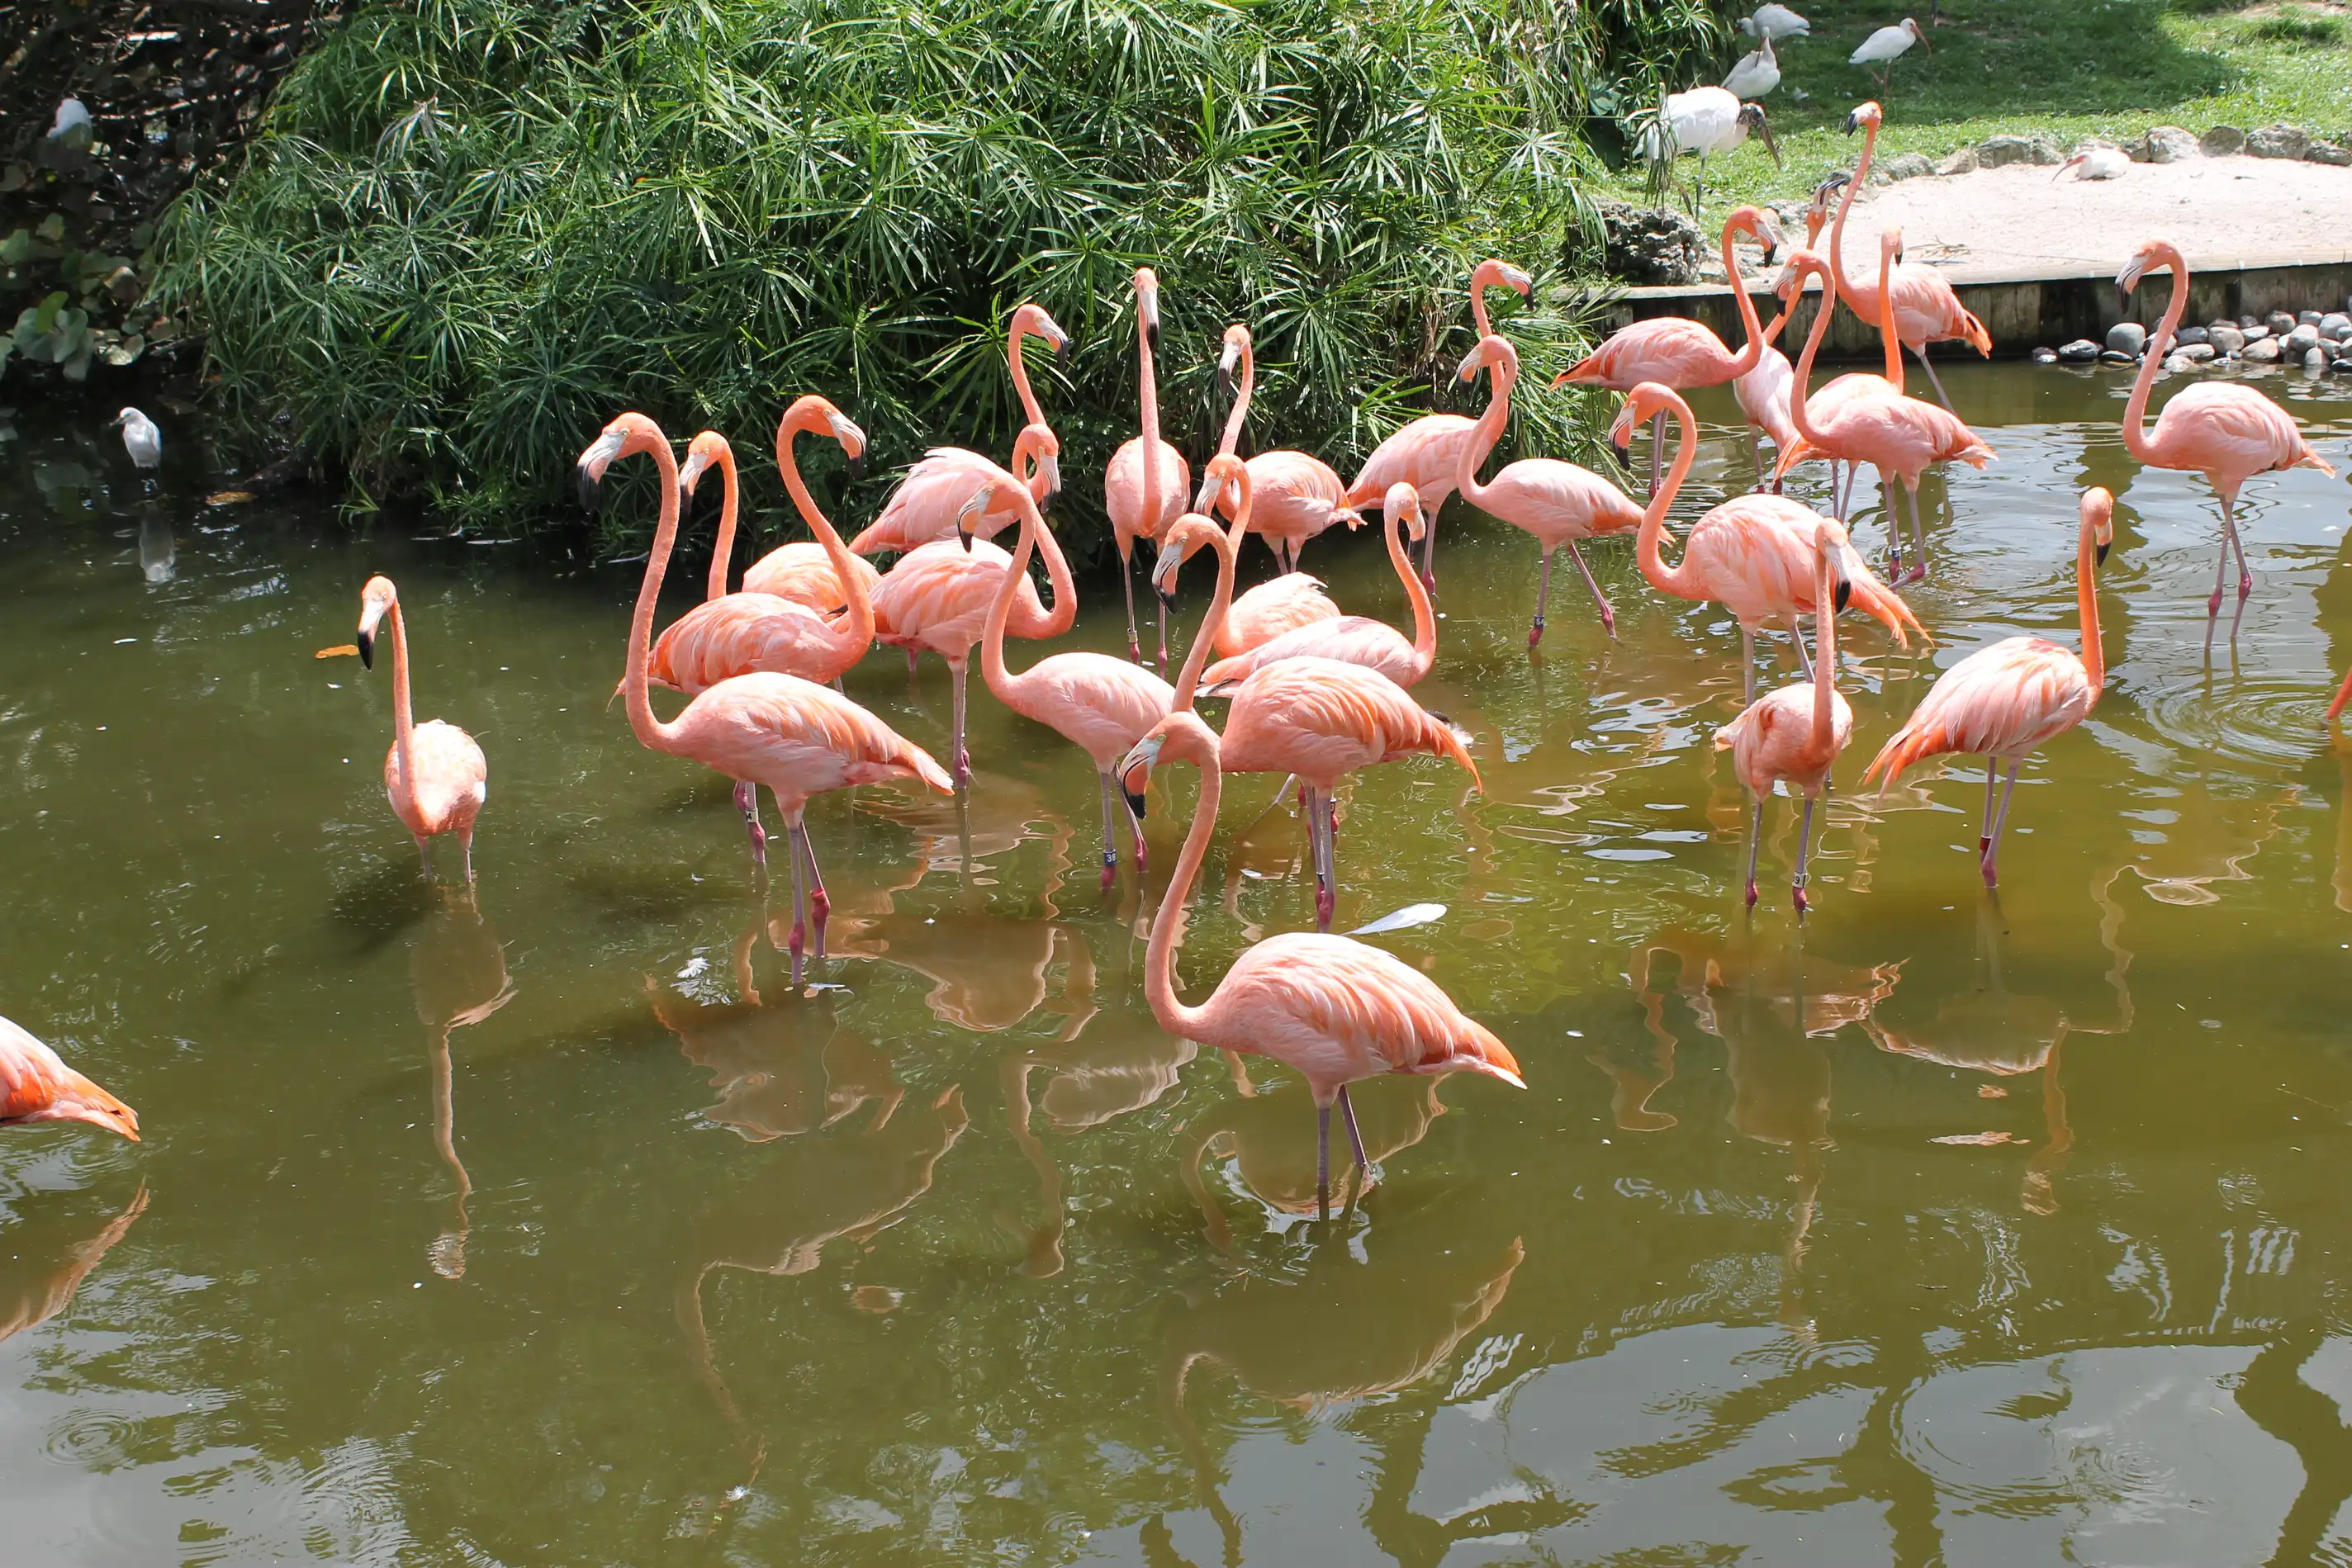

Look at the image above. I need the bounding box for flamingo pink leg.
[1978,762,1997,862]
[1793,796,1819,914]
[414,833,434,880]
[1338,1083,1371,1177]
[1568,543,1616,640]
[1120,544,1144,666]
[1981,762,2020,886]
[734,780,768,865]
[1096,770,1122,888]
[949,661,972,788]
[1912,343,1956,413]
[1743,791,1764,909]
[1315,1101,1334,1219]
[798,821,831,959]
[1529,550,1555,647]
[784,813,809,961]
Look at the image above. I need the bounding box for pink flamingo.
[1195,324,1346,654]
[1145,513,1479,931]
[1199,327,1359,572]
[1456,334,1645,644]
[1825,102,1994,412]
[970,457,1247,888]
[842,303,1069,554]
[690,424,876,614]
[1117,708,1523,1215]
[357,575,487,882]
[2,1017,138,1139]
[1611,381,1926,704]
[577,412,951,958]
[1776,243,1995,580]
[1714,521,1855,911]
[1865,490,2116,887]
[869,490,1075,789]
[2117,239,2336,646]
[1731,195,1831,490]
[1197,481,1434,690]
[1555,206,1782,496]
[1344,258,1534,587]
[1104,268,1191,666]
[645,400,874,694]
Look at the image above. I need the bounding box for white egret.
[1851,18,1929,88]
[1723,36,1781,100]
[1739,5,1809,40]
[109,407,162,471]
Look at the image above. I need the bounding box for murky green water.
[2,362,2351,1566]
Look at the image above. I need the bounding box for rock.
[2309,347,2331,372]
[1882,152,1935,181]
[2307,142,2352,167]
[2302,311,2325,326]
[2285,325,2321,354]
[2164,353,2193,372]
[2210,325,2245,355]
[2178,342,2217,362]
[2335,356,2352,375]
[2032,346,2059,365]
[1936,145,1979,177]
[2202,126,2248,156]
[2240,315,2260,329]
[2174,324,2210,346]
[2244,324,2271,341]
[2098,348,2136,364]
[1979,134,2061,168]
[2324,313,2352,339]
[1595,201,1705,286]
[2056,339,2101,362]
[2249,124,2310,159]
[2266,310,2297,335]
[2243,337,2282,363]
[2107,322,2147,356]
[2145,125,2201,163]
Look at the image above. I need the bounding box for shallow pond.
[2,360,2351,1566]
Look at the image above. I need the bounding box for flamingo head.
[1217,324,1250,400]
[1016,301,1071,362]
[1460,332,1519,387]
[1153,514,1224,602]
[2083,487,2115,566]
[1732,204,1784,264]
[574,412,661,514]
[1117,709,1220,817]
[1737,103,1781,168]
[1472,258,1534,304]
[1012,422,1060,510]
[1609,382,1680,450]
[1134,267,1162,354]
[1813,522,1853,612]
[356,574,398,670]
[1845,101,1884,135]
[1383,481,1425,544]
[2114,242,2165,304]
[678,429,729,500]
[26,1072,140,1141]
[1193,450,1250,522]
[955,483,994,552]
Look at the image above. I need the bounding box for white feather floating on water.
[1345,903,1446,936]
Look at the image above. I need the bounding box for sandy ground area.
[1833,155,2351,278]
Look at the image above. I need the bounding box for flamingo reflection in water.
[1155,1212,1525,1565]
[1867,878,2134,1215]
[676,1085,966,1439]
[646,917,900,1142]
[409,889,514,1278]
[0,1184,147,1345]
[1178,1075,1449,1251]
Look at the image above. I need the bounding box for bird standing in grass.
[1724,36,1781,100]
[1740,4,1809,40]
[1850,18,1928,88]
[1643,89,1781,220]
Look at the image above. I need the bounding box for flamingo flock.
[7,99,2340,1228]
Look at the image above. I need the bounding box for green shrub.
[156,0,1716,552]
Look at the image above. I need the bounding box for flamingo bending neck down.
[2117,239,2335,647]
[1612,381,1925,705]
[1827,101,1992,413]
[1457,333,1645,645]
[1340,258,1534,589]
[1105,268,1191,668]
[578,411,951,959]
[358,575,486,882]
[1117,709,1524,1217]
[846,303,1069,556]
[1864,489,2117,887]
[1777,239,1995,581]
[1556,206,1782,498]
[1714,522,1855,911]
[1197,480,1435,690]
[2,1017,138,1139]
[1199,324,1361,576]
[1147,512,1479,931]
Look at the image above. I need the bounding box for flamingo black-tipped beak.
[575,465,602,514]
[1217,366,1234,400]
[1833,577,1852,613]
[1843,111,1862,135]
[1118,760,1151,820]
[357,628,375,670]
[956,486,989,552]
[846,452,865,482]
[2096,541,2111,567]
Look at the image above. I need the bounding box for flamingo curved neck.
[1032,495,1077,637]
[1453,350,1515,510]
[982,493,1046,698]
[780,417,872,655]
[1871,235,1904,391]
[2121,245,2186,467]
[1173,503,1245,709]
[2078,518,2105,694]
[1216,339,1255,459]
[1633,396,1702,595]
[704,446,739,601]
[1387,504,1435,670]
[1828,119,1880,320]
[1138,308,1165,537]
[1719,216,1770,378]
[1789,263,1838,448]
[1009,312,1046,429]
[1470,264,1502,338]
[1813,547,1838,745]
[624,425,689,756]
[1145,745,1221,1041]
[387,597,417,803]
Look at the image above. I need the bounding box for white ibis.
[1739,4,1809,40]
[2055,145,2130,182]
[1723,36,1781,100]
[1651,88,1781,219]
[1851,18,1928,88]
[109,408,162,471]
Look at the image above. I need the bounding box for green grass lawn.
[1600,0,2352,212]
